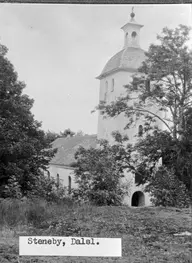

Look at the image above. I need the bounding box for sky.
[0,4,191,135]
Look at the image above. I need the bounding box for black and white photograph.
[0,3,192,262]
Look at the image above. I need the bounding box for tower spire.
[130,6,135,20]
[121,7,143,49]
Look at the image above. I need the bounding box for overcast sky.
[0,4,191,134]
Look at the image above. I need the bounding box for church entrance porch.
[131,191,145,207]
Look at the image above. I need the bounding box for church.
[49,10,153,207]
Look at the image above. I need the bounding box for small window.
[135,173,140,184]
[145,78,150,92]
[104,81,108,101]
[68,176,72,194]
[56,173,60,188]
[111,79,115,92]
[105,81,108,90]
[132,31,137,38]
[138,125,143,137]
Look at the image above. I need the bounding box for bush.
[0,171,71,205]
[26,174,72,204]
[146,166,191,208]
[2,175,22,199]
[73,140,130,206]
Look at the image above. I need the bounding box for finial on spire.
[130,6,135,19]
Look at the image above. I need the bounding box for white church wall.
[98,71,134,143]
[98,70,152,144]
[97,70,153,206]
[48,164,77,189]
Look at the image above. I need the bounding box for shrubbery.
[27,174,71,204]
[2,175,23,199]
[72,140,130,206]
[2,172,72,205]
[146,166,191,208]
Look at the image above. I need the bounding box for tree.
[60,128,75,138]
[97,25,192,194]
[0,43,56,197]
[99,25,192,139]
[145,166,190,208]
[76,130,84,136]
[133,126,192,193]
[45,130,60,144]
[72,139,131,206]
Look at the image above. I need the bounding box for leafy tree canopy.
[0,43,56,197]
[72,139,131,206]
[60,128,75,138]
[45,131,60,144]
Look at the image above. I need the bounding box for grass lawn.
[0,205,192,263]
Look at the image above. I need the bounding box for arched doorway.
[131,191,145,207]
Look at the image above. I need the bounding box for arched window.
[111,79,115,92]
[68,176,72,194]
[56,173,60,188]
[138,125,143,137]
[104,81,108,101]
[135,173,140,184]
[47,171,50,180]
[131,31,137,38]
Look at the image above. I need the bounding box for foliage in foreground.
[146,166,191,208]
[0,43,56,198]
[134,128,192,200]
[72,140,131,206]
[2,171,71,204]
[27,174,71,203]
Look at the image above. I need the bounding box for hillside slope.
[0,205,192,263]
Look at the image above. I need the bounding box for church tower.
[96,9,151,206]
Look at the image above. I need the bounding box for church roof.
[97,47,145,79]
[50,134,97,166]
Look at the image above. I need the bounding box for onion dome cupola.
[97,8,145,80]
